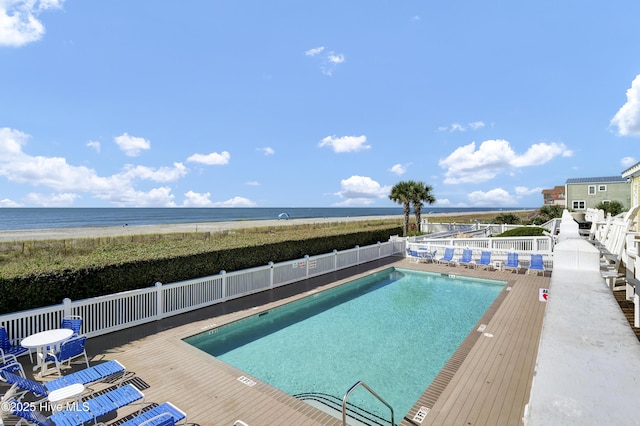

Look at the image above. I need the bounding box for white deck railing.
[406,235,555,271]
[0,239,406,342]
[408,236,554,258]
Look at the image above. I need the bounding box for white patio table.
[21,328,73,377]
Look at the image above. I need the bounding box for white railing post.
[221,270,227,301]
[155,282,163,319]
[62,298,72,317]
[0,239,403,340]
[304,255,310,278]
[269,262,274,289]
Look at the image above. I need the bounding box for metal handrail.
[342,381,394,425]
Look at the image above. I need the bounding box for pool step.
[295,392,391,426]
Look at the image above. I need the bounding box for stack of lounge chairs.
[0,358,188,425]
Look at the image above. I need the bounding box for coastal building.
[622,161,640,225]
[565,176,629,212]
[541,185,566,207]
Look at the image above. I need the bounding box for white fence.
[0,239,405,342]
[407,236,554,268]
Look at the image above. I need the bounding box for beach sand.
[0,215,404,242]
[0,210,529,243]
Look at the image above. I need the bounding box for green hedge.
[495,227,547,237]
[0,226,401,314]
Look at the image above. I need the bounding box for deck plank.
[400,264,548,426]
[16,258,550,426]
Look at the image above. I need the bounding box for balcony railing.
[0,239,406,342]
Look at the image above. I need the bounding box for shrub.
[495,227,547,237]
[0,225,402,314]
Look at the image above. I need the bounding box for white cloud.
[510,142,573,167]
[319,135,370,153]
[24,192,80,207]
[468,188,517,206]
[0,0,64,47]
[0,127,29,158]
[622,156,637,167]
[514,186,542,196]
[439,121,485,132]
[0,154,111,192]
[0,127,190,207]
[611,74,640,137]
[114,133,151,157]
[305,46,324,56]
[120,163,187,182]
[246,181,260,186]
[187,151,231,165]
[327,53,345,64]
[87,140,100,152]
[439,139,573,184]
[321,52,345,76]
[99,186,176,207]
[258,147,275,156]
[306,46,345,76]
[182,190,213,207]
[389,163,410,175]
[333,175,390,206]
[181,192,258,208]
[0,198,21,207]
[433,198,452,207]
[211,196,256,207]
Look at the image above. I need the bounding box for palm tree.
[389,181,414,236]
[410,182,436,231]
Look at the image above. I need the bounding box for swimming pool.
[185,267,506,422]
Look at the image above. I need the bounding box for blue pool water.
[185,268,506,420]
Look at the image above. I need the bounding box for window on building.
[588,185,596,195]
[602,200,610,204]
[572,200,586,210]
[598,185,607,192]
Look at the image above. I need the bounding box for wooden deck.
[15,257,550,426]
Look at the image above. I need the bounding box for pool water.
[185,268,505,420]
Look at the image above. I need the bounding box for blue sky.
[1,1,640,209]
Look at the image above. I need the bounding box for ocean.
[0,207,528,231]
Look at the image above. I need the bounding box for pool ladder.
[342,381,395,426]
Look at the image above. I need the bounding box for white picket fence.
[0,239,405,342]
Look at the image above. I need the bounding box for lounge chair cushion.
[119,402,187,426]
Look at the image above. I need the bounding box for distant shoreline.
[0,210,531,243]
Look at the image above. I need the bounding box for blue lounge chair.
[474,251,492,270]
[6,383,144,426]
[436,247,455,266]
[457,249,474,268]
[0,358,25,381]
[504,252,521,273]
[0,326,28,360]
[406,248,420,263]
[61,315,83,336]
[43,334,90,376]
[118,402,187,426]
[528,254,545,275]
[1,360,126,398]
